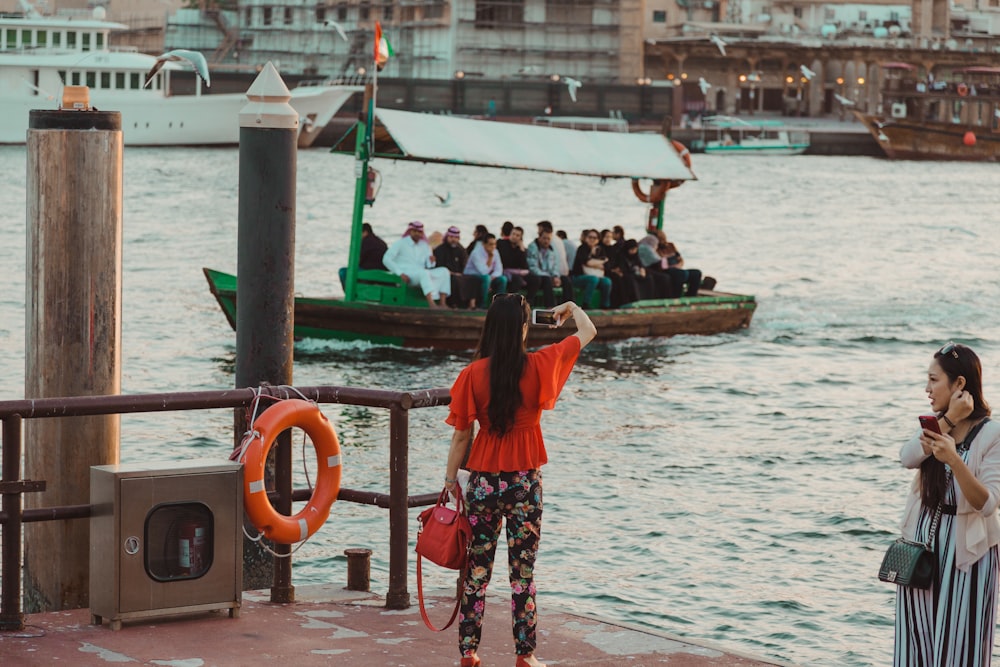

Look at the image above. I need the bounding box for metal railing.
[0,384,450,630]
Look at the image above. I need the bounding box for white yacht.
[0,4,359,146]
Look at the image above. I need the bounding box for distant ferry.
[0,5,359,146]
[854,63,1000,161]
[690,116,810,155]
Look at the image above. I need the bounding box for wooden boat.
[204,268,756,349]
[854,63,1000,161]
[204,104,756,349]
[689,116,809,156]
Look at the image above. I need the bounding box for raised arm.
[550,301,597,348]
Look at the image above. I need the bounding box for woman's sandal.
[460,655,481,667]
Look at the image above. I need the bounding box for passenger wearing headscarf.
[382,221,452,308]
[435,226,482,308]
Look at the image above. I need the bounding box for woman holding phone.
[895,342,1000,665]
[442,296,595,667]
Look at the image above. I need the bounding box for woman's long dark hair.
[921,343,991,508]
[474,294,529,437]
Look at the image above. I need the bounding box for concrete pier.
[0,585,794,666]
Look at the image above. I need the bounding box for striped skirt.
[895,475,999,666]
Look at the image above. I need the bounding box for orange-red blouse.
[445,335,581,473]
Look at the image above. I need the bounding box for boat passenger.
[636,230,675,299]
[497,226,538,299]
[556,229,577,264]
[382,221,452,309]
[338,221,389,291]
[657,240,702,298]
[464,233,508,308]
[600,229,620,264]
[526,229,574,308]
[569,229,612,309]
[435,226,483,309]
[442,294,596,667]
[610,238,654,304]
[466,224,490,256]
[536,220,569,276]
[500,220,514,241]
[359,222,388,270]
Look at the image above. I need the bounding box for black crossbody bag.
[878,419,989,589]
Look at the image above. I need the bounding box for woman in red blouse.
[444,295,596,667]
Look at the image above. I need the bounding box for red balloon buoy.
[963,131,976,147]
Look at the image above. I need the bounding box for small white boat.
[691,116,810,155]
[0,4,360,146]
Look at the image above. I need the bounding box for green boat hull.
[204,268,756,350]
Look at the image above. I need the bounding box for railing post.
[1,416,24,630]
[385,402,411,609]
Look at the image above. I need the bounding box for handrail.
[0,384,451,630]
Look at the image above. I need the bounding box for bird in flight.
[145,49,210,88]
[562,76,582,102]
[800,64,816,81]
[698,77,711,96]
[833,93,855,106]
[324,20,348,41]
[709,34,727,56]
[433,192,451,206]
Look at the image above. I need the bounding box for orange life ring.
[672,139,692,169]
[632,178,670,203]
[957,83,969,97]
[241,399,342,544]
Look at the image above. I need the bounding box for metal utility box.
[90,460,243,630]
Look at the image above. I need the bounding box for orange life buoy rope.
[240,399,342,544]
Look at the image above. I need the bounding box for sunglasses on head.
[938,342,959,359]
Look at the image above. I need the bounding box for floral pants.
[459,469,543,658]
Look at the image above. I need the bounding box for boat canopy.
[330,108,696,181]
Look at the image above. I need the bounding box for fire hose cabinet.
[89,460,243,630]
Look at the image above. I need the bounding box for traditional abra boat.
[854,63,1000,161]
[689,116,810,156]
[204,104,757,349]
[0,4,359,147]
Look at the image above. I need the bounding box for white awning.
[331,108,696,181]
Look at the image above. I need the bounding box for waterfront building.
[163,0,645,82]
[646,0,1000,117]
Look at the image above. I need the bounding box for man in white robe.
[382,221,451,308]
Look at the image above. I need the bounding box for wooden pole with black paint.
[234,62,298,602]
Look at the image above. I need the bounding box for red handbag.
[415,485,472,631]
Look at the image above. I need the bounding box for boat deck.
[1,584,793,666]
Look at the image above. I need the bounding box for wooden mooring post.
[23,105,123,612]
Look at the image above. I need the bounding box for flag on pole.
[374,21,393,71]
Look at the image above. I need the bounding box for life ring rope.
[957,83,969,97]
[234,392,342,545]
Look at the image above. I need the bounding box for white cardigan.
[899,419,1000,572]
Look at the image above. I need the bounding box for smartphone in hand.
[531,309,558,326]
[919,415,942,435]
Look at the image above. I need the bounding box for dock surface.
[1,585,794,666]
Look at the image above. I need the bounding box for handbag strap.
[417,554,464,632]
[924,418,990,550]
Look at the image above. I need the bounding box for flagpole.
[343,24,380,303]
